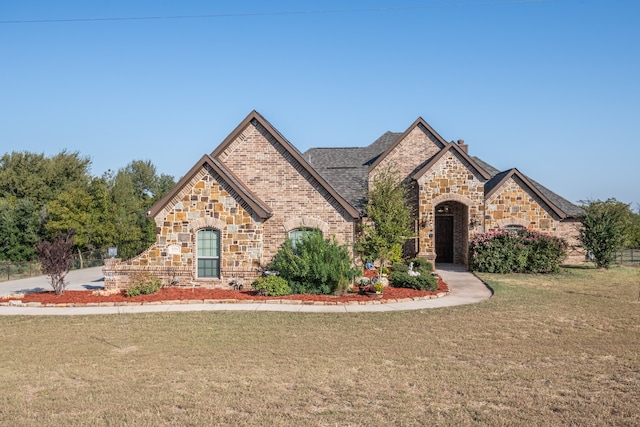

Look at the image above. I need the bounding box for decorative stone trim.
[432,193,474,207]
[495,217,529,228]
[188,216,226,232]
[282,216,330,234]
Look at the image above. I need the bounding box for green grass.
[1,266,638,426]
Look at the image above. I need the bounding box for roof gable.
[212,110,361,219]
[412,143,492,182]
[147,154,272,221]
[485,168,567,219]
[368,117,448,172]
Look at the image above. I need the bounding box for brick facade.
[217,119,356,262]
[103,111,584,290]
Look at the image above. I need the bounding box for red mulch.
[2,277,448,305]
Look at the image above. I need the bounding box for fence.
[617,248,640,266]
[0,249,111,282]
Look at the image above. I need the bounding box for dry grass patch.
[0,266,638,426]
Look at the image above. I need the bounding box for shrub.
[125,272,163,297]
[252,275,291,297]
[270,230,359,295]
[36,229,75,295]
[469,228,567,274]
[389,258,437,291]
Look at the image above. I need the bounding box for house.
[103,111,583,290]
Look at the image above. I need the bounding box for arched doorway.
[434,201,468,264]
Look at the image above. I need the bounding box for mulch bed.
[1,277,448,305]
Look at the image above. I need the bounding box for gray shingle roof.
[474,157,583,218]
[303,131,582,219]
[303,132,402,212]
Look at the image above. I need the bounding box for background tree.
[355,167,414,275]
[106,160,175,259]
[44,178,117,267]
[0,198,40,261]
[578,198,632,269]
[37,229,76,295]
[0,150,91,205]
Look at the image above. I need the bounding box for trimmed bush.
[389,258,437,291]
[469,228,567,274]
[125,272,163,297]
[251,275,291,297]
[270,230,359,295]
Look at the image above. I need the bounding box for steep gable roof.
[211,110,361,219]
[474,157,583,218]
[485,168,567,219]
[368,117,449,171]
[147,154,272,220]
[412,143,492,181]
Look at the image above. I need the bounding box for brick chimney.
[457,139,468,153]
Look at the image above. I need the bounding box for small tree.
[578,199,630,269]
[355,167,414,277]
[36,229,75,294]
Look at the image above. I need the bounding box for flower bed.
[1,277,449,306]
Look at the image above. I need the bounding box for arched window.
[197,228,220,278]
[288,228,322,250]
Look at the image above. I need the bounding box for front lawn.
[0,266,637,425]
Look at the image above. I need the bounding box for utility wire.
[0,0,553,25]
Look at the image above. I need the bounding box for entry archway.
[434,201,468,265]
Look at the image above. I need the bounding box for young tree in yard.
[36,229,76,295]
[578,199,632,269]
[355,167,414,276]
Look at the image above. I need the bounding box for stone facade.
[415,149,486,265]
[485,176,559,232]
[104,165,266,290]
[103,111,584,290]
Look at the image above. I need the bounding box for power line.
[0,1,553,25]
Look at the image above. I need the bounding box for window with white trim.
[197,228,220,278]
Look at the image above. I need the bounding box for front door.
[435,216,453,263]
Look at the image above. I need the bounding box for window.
[504,224,525,232]
[197,229,220,278]
[288,228,321,250]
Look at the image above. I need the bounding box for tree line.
[0,150,175,264]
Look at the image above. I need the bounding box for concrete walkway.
[0,264,492,315]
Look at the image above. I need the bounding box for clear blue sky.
[1,1,638,207]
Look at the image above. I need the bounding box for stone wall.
[485,176,559,232]
[217,118,356,261]
[416,151,485,263]
[104,165,264,290]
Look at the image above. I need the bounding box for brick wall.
[217,119,356,262]
[369,123,443,185]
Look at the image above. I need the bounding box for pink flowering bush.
[469,228,568,273]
